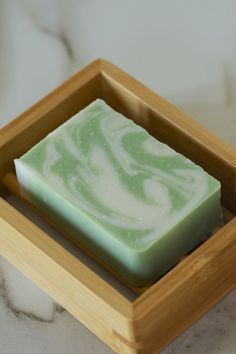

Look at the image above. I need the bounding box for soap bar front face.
[15,99,222,286]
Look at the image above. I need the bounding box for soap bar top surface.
[18,99,220,250]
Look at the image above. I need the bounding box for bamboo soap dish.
[0,59,236,354]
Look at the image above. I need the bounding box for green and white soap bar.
[15,99,222,286]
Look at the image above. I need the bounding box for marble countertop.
[0,1,236,353]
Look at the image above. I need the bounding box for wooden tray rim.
[0,59,236,353]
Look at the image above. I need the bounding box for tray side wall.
[0,198,137,353]
[132,218,236,353]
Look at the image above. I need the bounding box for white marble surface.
[0,1,236,353]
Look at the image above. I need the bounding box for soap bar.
[14,99,222,286]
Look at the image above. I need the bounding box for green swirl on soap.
[22,100,217,248]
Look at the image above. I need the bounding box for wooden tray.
[0,59,236,354]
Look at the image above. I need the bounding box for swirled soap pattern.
[15,99,222,286]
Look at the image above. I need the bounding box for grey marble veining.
[0,267,65,323]
[0,1,236,353]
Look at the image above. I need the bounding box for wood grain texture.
[0,59,236,354]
